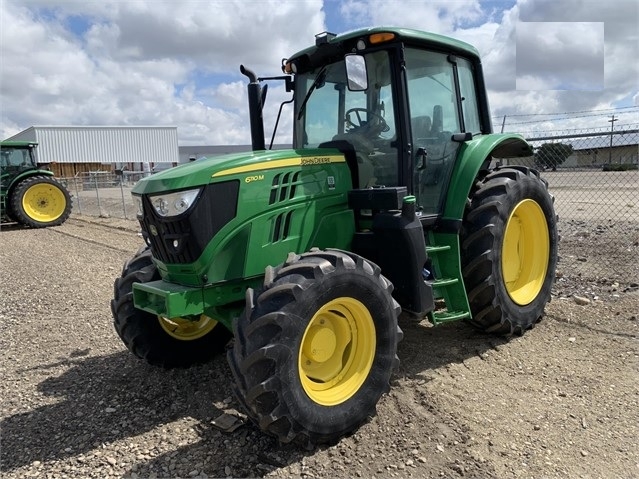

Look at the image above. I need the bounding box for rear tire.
[10,176,72,227]
[461,167,558,335]
[228,249,402,446]
[111,247,232,368]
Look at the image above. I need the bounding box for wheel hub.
[158,314,218,341]
[302,322,337,363]
[502,199,549,305]
[23,183,66,221]
[299,297,376,406]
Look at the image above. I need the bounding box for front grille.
[139,180,240,264]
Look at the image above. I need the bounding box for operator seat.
[421,104,458,193]
[411,115,432,146]
[430,105,443,136]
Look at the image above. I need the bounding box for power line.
[524,128,639,142]
[500,111,639,126]
[507,123,639,135]
[491,105,638,119]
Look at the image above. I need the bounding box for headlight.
[149,188,201,217]
[132,195,144,217]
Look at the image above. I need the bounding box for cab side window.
[457,58,482,135]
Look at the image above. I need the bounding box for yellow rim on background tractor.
[158,314,218,340]
[501,199,549,305]
[22,183,67,222]
[298,297,376,406]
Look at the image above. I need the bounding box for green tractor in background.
[1,140,72,227]
[112,27,558,446]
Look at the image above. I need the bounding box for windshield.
[293,50,398,188]
[291,47,478,213]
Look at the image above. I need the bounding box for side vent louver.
[272,211,293,242]
[269,171,301,205]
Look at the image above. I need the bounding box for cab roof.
[1,140,38,148]
[288,27,480,66]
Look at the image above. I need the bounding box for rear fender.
[6,169,54,183]
[442,134,532,220]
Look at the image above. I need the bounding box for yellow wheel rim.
[501,199,549,305]
[298,297,376,406]
[158,314,218,341]
[22,183,67,222]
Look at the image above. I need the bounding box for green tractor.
[112,28,558,446]
[1,140,72,227]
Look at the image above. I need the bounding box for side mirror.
[345,54,368,91]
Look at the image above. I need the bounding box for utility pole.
[608,114,617,164]
[500,115,506,133]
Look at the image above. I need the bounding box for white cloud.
[515,75,557,91]
[339,0,483,34]
[515,22,604,91]
[1,0,636,144]
[0,0,325,143]
[506,0,638,118]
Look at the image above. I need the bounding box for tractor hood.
[131,148,345,195]
[130,145,353,289]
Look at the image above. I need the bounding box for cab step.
[431,310,471,324]
[426,245,451,254]
[430,277,458,288]
[424,231,472,326]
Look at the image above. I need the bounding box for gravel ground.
[1,214,638,479]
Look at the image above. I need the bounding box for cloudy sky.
[1,0,637,144]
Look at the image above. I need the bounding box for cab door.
[404,48,481,215]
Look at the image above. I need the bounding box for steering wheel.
[345,108,390,134]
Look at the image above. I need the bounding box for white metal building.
[6,126,178,176]
[177,144,291,164]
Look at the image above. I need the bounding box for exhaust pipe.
[241,65,266,151]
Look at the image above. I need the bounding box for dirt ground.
[1,214,637,479]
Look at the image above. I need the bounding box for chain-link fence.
[65,128,638,222]
[518,127,639,223]
[64,128,638,280]
[514,126,639,281]
[62,171,145,220]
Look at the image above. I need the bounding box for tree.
[534,142,574,171]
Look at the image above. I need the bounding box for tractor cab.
[1,142,39,178]
[285,29,489,216]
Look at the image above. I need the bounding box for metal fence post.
[73,175,82,215]
[119,180,128,219]
[93,173,103,216]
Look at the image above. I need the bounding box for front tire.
[111,247,231,368]
[10,176,72,227]
[228,249,402,446]
[461,167,558,335]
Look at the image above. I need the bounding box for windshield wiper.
[296,66,328,120]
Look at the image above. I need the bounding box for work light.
[149,188,201,217]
